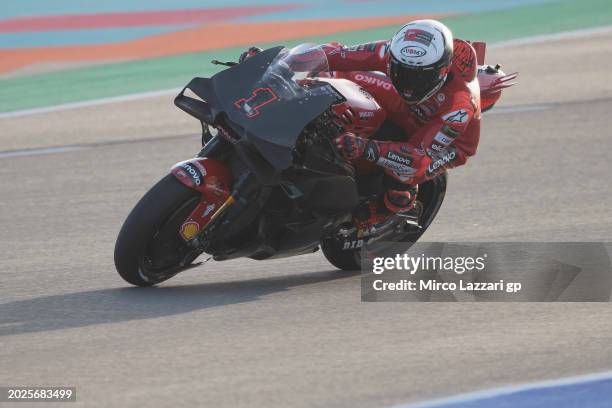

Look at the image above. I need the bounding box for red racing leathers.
[322,39,482,214]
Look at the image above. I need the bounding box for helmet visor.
[390,58,444,103]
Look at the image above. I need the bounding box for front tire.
[114,175,200,286]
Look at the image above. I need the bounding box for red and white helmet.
[388,20,454,104]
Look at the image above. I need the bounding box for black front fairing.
[175,46,341,182]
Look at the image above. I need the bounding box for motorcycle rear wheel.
[114,175,200,286]
[321,173,448,271]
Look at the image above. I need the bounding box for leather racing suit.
[322,39,482,215]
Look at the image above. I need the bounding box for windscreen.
[256,43,330,100]
[212,44,340,171]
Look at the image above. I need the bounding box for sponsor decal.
[441,124,460,139]
[180,221,200,240]
[365,42,377,52]
[193,160,207,177]
[343,239,364,250]
[377,157,415,176]
[427,150,456,175]
[354,74,393,91]
[203,203,216,217]
[410,105,426,120]
[387,151,413,166]
[328,46,347,59]
[429,143,444,153]
[393,173,413,182]
[234,87,278,118]
[359,111,375,120]
[419,101,438,116]
[403,29,434,46]
[415,143,427,156]
[206,175,225,197]
[443,109,469,124]
[365,142,379,162]
[181,162,202,186]
[409,105,436,124]
[434,132,453,146]
[218,126,240,144]
[347,42,377,53]
[357,86,374,100]
[379,43,389,59]
[401,45,427,58]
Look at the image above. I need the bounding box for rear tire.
[114,175,199,286]
[321,173,448,271]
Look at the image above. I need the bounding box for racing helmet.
[388,20,454,104]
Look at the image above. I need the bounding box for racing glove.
[334,132,420,180]
[239,47,263,63]
[334,132,369,160]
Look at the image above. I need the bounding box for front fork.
[170,134,257,245]
[170,156,233,241]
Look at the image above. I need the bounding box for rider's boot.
[354,185,419,234]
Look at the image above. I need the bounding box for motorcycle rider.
[240,20,481,230]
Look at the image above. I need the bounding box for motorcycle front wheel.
[114,175,200,286]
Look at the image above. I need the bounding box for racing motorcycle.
[114,43,516,286]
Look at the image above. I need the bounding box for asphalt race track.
[1,32,612,407]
